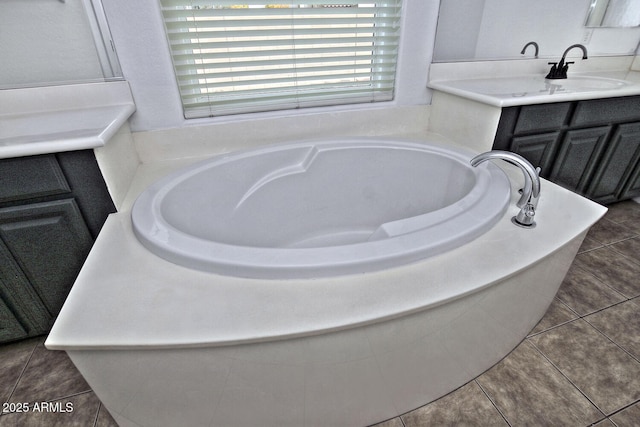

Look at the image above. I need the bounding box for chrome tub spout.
[471,150,540,228]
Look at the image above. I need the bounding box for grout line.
[579,235,639,255]
[92,401,102,427]
[580,297,637,317]
[473,379,512,427]
[46,390,93,403]
[606,398,640,421]
[583,315,640,365]
[527,337,608,421]
[526,300,581,339]
[4,338,40,406]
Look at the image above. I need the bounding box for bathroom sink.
[428,73,640,107]
[556,75,629,90]
[465,75,627,94]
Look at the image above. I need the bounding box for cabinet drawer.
[514,103,571,134]
[0,155,70,204]
[572,96,640,127]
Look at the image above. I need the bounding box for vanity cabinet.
[493,96,640,204]
[0,150,115,343]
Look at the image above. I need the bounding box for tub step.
[285,228,375,248]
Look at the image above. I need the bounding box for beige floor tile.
[610,402,640,427]
[556,264,626,316]
[575,246,640,298]
[586,298,640,360]
[530,319,640,414]
[402,381,507,427]
[477,340,602,426]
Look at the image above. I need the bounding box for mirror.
[433,0,640,62]
[0,0,122,89]
[586,0,640,27]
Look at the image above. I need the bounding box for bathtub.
[46,137,607,427]
[131,139,510,278]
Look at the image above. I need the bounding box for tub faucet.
[471,150,540,228]
[546,43,588,79]
[520,41,539,58]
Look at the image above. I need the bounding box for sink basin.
[428,73,640,107]
[555,75,628,91]
[440,75,628,96]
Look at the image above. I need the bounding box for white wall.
[434,0,640,62]
[477,0,640,58]
[101,0,440,132]
[433,0,486,61]
[0,0,104,88]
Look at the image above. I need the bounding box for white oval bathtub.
[131,139,510,278]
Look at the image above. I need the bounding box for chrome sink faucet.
[546,44,588,79]
[471,150,540,228]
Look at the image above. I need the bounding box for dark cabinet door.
[548,127,610,194]
[0,296,28,343]
[0,199,93,327]
[620,165,640,200]
[0,150,114,344]
[0,240,50,338]
[494,97,640,204]
[509,132,560,177]
[587,123,640,204]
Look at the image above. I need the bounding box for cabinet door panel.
[588,123,640,203]
[0,155,70,204]
[510,132,560,177]
[514,103,571,134]
[0,240,50,339]
[0,297,27,343]
[549,127,610,194]
[621,165,640,200]
[0,199,93,315]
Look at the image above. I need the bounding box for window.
[159,1,403,118]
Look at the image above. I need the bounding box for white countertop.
[0,81,135,158]
[428,56,640,107]
[429,72,640,107]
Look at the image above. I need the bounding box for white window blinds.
[159,1,403,118]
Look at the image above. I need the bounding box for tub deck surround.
[0,81,135,159]
[46,139,606,350]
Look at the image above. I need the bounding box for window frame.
[99,0,436,131]
[159,1,404,118]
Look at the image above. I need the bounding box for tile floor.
[1,201,639,427]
